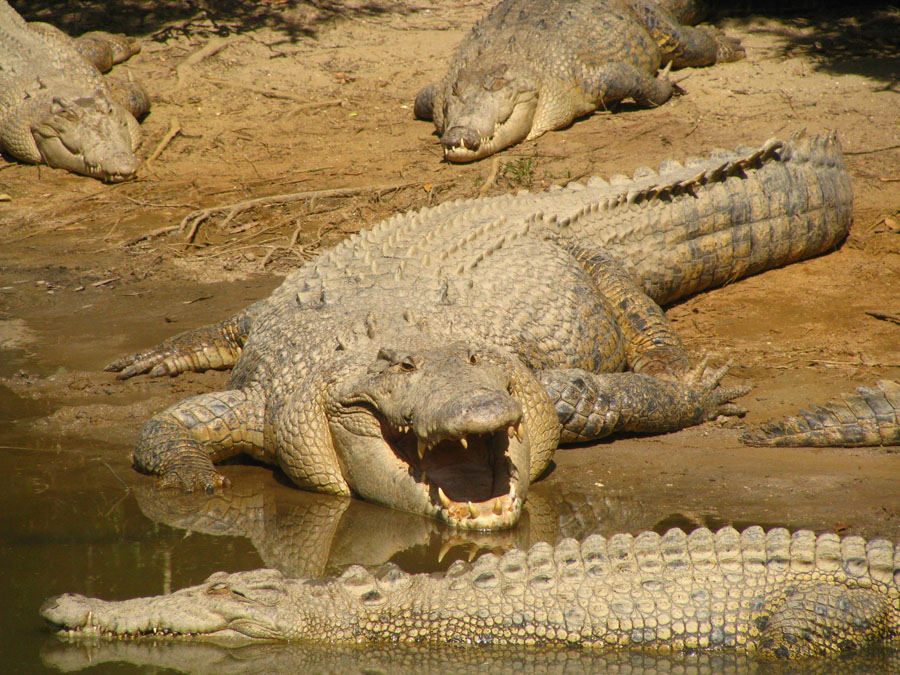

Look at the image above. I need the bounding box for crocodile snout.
[442,126,481,152]
[434,389,522,438]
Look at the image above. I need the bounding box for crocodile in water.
[0,0,148,181]
[106,131,851,530]
[415,0,744,161]
[42,525,900,657]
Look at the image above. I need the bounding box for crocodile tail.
[741,380,900,447]
[570,130,852,306]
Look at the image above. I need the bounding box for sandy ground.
[1,0,899,545]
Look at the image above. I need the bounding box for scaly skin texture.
[41,526,900,657]
[0,0,148,181]
[107,131,852,531]
[743,380,900,447]
[415,0,744,161]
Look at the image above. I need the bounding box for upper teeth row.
[414,422,523,459]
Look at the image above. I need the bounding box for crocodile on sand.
[0,0,149,181]
[103,131,869,531]
[415,0,744,162]
[42,525,900,657]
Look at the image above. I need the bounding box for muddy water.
[2,274,899,673]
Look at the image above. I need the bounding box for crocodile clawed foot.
[701,26,746,63]
[684,357,750,419]
[106,350,167,380]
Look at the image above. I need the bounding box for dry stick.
[145,118,182,167]
[174,38,231,91]
[866,310,900,326]
[121,224,180,247]
[179,182,416,246]
[478,156,501,197]
[845,143,900,156]
[204,78,344,108]
[260,223,304,270]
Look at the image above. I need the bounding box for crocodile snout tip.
[441,126,481,152]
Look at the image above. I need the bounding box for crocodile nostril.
[442,126,481,151]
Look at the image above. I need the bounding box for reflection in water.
[40,638,900,674]
[130,469,741,578]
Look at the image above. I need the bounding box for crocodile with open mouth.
[106,131,852,530]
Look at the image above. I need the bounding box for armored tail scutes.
[107,131,852,530]
[42,526,900,657]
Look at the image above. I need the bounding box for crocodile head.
[42,569,302,643]
[282,340,559,530]
[31,92,139,182]
[439,63,538,162]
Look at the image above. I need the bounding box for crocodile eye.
[399,358,416,372]
[207,582,231,595]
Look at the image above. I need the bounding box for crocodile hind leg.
[568,247,690,377]
[106,309,253,380]
[742,380,900,447]
[633,1,745,67]
[539,361,748,443]
[133,389,266,493]
[756,582,900,657]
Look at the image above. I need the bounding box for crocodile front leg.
[539,361,747,443]
[106,309,253,380]
[578,61,674,111]
[133,390,266,492]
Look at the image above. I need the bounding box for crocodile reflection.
[132,468,712,578]
[41,635,900,674]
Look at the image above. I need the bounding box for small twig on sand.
[478,156,501,197]
[145,118,182,166]
[205,79,343,108]
[845,143,900,156]
[174,38,231,90]
[180,182,416,246]
[121,224,180,247]
[879,176,900,183]
[866,310,900,326]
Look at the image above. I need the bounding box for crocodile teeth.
[509,483,517,503]
[468,501,478,519]
[507,422,523,442]
[438,487,452,508]
[460,437,468,450]
[493,498,503,515]
[438,540,454,563]
[417,439,427,459]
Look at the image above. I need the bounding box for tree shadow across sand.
[10,0,420,41]
[726,2,900,90]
